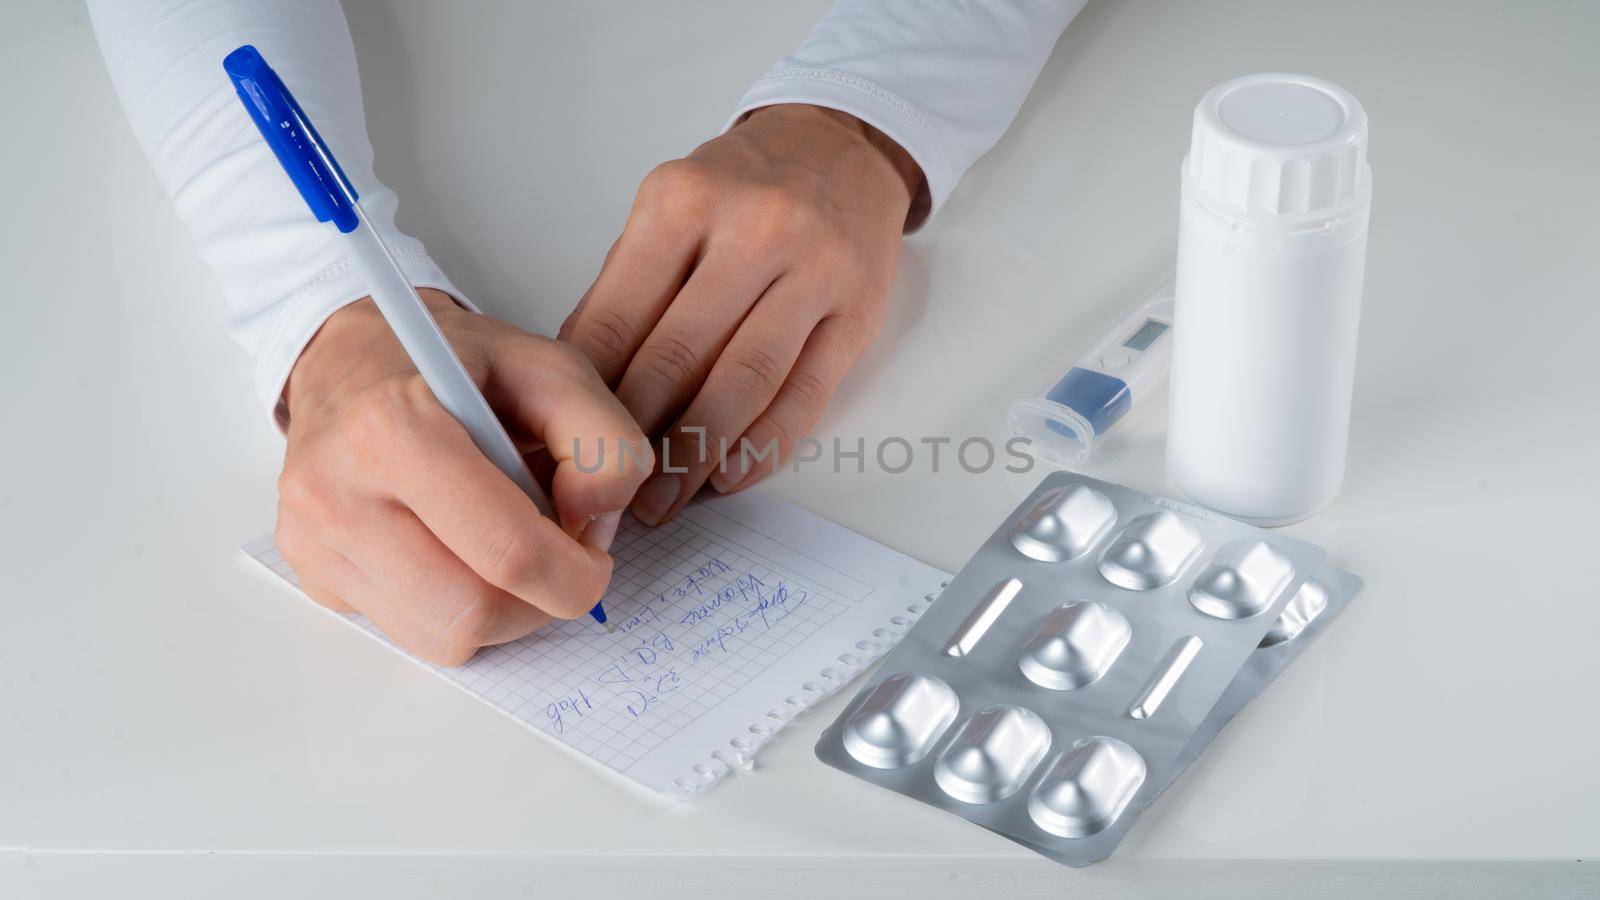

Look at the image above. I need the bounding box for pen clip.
[223,44,360,233]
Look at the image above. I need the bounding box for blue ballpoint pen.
[224,45,612,632]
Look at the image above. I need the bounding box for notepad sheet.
[242,490,947,797]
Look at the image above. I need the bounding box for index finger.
[560,163,707,384]
[486,336,656,537]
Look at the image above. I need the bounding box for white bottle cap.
[1185,73,1370,222]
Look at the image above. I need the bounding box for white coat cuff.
[258,247,476,431]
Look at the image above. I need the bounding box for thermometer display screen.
[1123,319,1169,352]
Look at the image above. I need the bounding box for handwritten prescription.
[543,556,813,735]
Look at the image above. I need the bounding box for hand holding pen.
[227,46,647,662]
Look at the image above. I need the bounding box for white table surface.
[4,0,1597,896]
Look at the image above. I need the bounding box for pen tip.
[604,621,617,634]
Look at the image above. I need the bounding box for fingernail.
[631,473,680,525]
[709,448,753,494]
[581,510,623,553]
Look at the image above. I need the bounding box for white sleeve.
[731,0,1088,228]
[88,0,467,422]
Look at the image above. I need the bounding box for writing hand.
[274,290,651,664]
[561,104,924,524]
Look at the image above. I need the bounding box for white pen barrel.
[342,205,555,517]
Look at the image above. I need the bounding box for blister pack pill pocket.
[815,471,1339,866]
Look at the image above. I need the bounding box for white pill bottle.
[1168,73,1371,526]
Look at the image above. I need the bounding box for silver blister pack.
[815,471,1348,866]
[1161,564,1362,796]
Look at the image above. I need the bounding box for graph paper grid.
[243,490,948,796]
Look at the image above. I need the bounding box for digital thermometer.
[1009,275,1175,467]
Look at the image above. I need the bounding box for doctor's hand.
[274,290,651,665]
[560,103,924,524]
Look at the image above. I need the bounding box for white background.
[2,0,1596,896]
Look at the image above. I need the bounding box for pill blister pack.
[815,472,1360,866]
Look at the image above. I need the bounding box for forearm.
[88,0,463,420]
[733,0,1088,229]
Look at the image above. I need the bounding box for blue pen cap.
[223,45,360,233]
